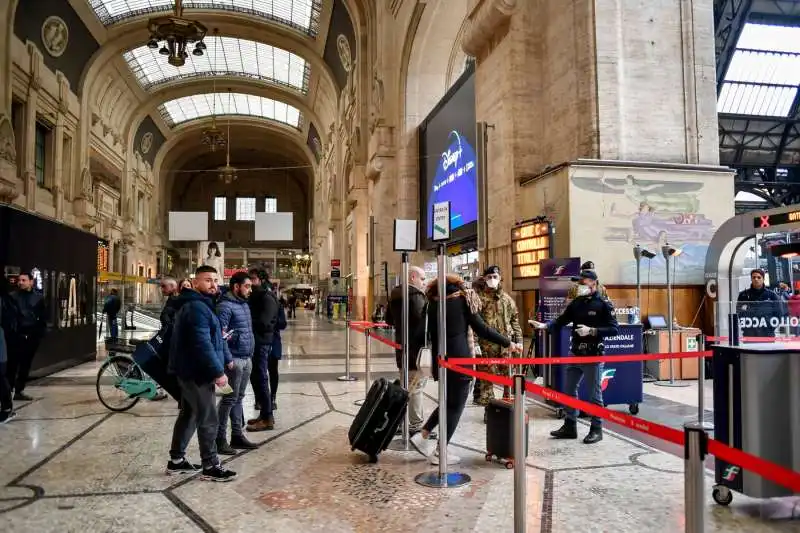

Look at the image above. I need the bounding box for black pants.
[0,363,12,411]
[250,344,273,419]
[422,372,472,444]
[268,356,279,400]
[170,379,219,469]
[7,334,39,393]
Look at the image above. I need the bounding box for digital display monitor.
[647,315,668,329]
[754,210,800,229]
[419,66,477,249]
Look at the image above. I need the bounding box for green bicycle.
[96,340,162,412]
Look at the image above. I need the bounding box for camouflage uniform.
[474,287,523,404]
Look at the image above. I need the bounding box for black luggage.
[349,378,408,462]
[485,398,529,468]
[132,335,182,402]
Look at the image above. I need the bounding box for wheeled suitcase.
[349,378,408,462]
[485,398,529,468]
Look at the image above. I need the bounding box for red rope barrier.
[448,351,711,367]
[368,330,401,350]
[438,359,800,494]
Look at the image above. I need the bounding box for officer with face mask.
[474,266,523,407]
[530,270,619,444]
[566,261,607,303]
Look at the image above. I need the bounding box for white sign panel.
[432,201,451,241]
[254,212,293,241]
[168,211,209,241]
[393,219,418,251]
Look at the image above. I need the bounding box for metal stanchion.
[389,253,412,451]
[513,374,527,533]
[353,327,372,407]
[656,249,688,388]
[696,334,712,430]
[683,422,708,533]
[338,318,357,382]
[416,244,470,489]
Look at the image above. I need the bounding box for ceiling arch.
[123,78,325,151]
[155,118,315,195]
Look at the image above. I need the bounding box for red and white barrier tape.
[448,351,711,367]
[438,358,800,493]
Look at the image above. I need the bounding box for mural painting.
[570,171,732,285]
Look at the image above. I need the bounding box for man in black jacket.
[386,266,429,434]
[7,273,46,401]
[737,268,784,340]
[246,269,279,431]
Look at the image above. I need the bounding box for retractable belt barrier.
[449,350,712,367]
[706,335,800,342]
[438,357,800,494]
[347,321,402,349]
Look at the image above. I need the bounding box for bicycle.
[96,339,161,412]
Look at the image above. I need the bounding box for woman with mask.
[410,274,521,464]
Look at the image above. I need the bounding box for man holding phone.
[166,265,237,482]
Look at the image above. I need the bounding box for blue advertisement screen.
[420,68,477,246]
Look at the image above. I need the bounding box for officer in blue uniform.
[531,269,619,444]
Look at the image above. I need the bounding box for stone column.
[22,43,42,211]
[53,107,65,219]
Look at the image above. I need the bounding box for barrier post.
[415,244,470,489]
[389,252,411,451]
[684,422,708,533]
[513,374,527,533]
[696,334,711,430]
[364,327,372,395]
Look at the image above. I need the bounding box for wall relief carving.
[41,16,69,58]
[80,168,93,199]
[0,115,17,164]
[370,70,385,132]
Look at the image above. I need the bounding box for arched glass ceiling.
[87,0,323,36]
[124,37,310,92]
[718,24,800,117]
[158,93,302,128]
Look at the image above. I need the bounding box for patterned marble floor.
[0,311,798,532]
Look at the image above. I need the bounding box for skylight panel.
[158,93,302,128]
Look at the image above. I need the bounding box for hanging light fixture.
[201,29,225,151]
[218,90,237,184]
[146,0,207,67]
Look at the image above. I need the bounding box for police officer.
[566,261,608,302]
[530,269,619,444]
[736,268,784,340]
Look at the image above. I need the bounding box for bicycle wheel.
[96,354,144,412]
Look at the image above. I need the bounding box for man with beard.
[246,269,279,431]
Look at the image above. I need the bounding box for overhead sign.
[432,201,451,241]
[331,269,341,279]
[754,210,800,229]
[331,259,341,268]
[510,220,552,290]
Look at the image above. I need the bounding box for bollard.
[364,328,372,395]
[697,334,709,429]
[513,374,527,533]
[684,422,708,533]
[337,321,357,382]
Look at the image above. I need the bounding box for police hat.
[483,265,501,277]
[580,260,595,271]
[571,270,598,282]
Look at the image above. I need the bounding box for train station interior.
[0,0,799,531]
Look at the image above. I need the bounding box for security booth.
[703,204,800,505]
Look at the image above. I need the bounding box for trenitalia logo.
[722,465,740,481]
[600,369,616,391]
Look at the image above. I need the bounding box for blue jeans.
[217,357,252,440]
[107,315,119,340]
[564,363,604,427]
[250,344,273,419]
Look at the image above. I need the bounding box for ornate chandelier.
[218,91,237,184]
[201,29,225,151]
[146,0,207,67]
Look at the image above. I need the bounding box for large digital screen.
[419,66,477,248]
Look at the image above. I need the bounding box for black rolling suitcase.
[485,398,529,468]
[349,378,408,462]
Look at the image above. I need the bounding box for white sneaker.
[430,449,461,466]
[410,432,437,458]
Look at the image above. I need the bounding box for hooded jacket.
[426,274,511,380]
[217,291,256,359]
[168,289,229,384]
[385,283,427,370]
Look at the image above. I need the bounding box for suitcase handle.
[374,412,389,433]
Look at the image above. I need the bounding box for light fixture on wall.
[218,90,237,184]
[201,29,225,151]
[146,0,207,67]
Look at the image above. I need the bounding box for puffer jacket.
[217,291,255,359]
[168,289,229,384]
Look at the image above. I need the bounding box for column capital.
[462,0,518,57]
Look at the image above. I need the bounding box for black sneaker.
[550,421,578,439]
[230,435,257,450]
[202,464,237,482]
[165,458,200,475]
[0,410,17,424]
[216,439,237,455]
[13,392,33,402]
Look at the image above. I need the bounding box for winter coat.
[249,285,280,346]
[385,284,427,370]
[168,289,230,384]
[270,305,288,360]
[426,275,511,381]
[103,294,122,318]
[217,291,256,359]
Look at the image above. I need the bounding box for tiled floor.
[0,311,797,532]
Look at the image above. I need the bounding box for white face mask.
[485,278,500,289]
[576,284,591,297]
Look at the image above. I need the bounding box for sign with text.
[331,259,341,268]
[754,210,800,229]
[432,201,451,241]
[510,220,552,290]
